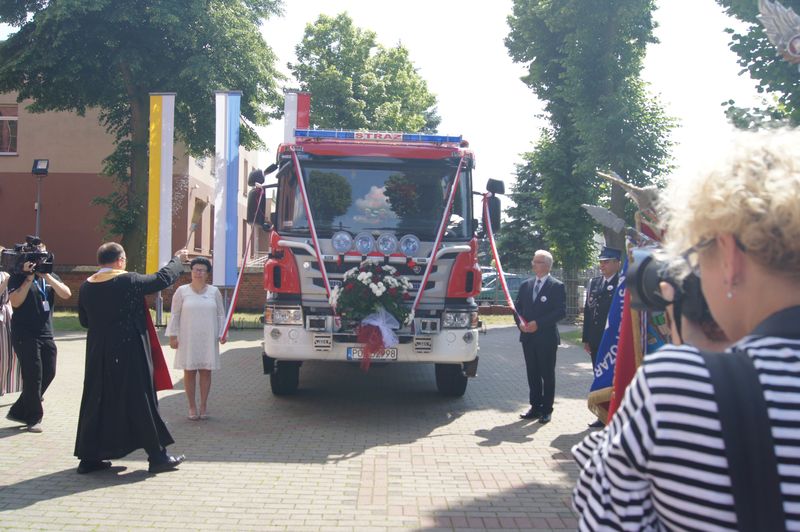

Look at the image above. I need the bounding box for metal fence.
[479,266,601,321]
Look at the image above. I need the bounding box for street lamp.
[31,159,49,236]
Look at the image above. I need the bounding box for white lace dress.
[165,284,225,370]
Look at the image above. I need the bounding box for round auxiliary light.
[376,233,398,255]
[354,232,375,255]
[398,235,421,257]
[331,231,353,254]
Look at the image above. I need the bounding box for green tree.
[289,12,440,132]
[505,0,673,271]
[0,0,283,271]
[715,0,800,127]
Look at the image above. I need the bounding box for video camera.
[0,236,55,275]
[627,247,712,324]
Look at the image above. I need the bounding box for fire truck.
[249,93,503,396]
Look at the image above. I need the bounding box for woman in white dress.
[166,257,225,420]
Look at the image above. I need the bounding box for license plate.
[347,346,397,360]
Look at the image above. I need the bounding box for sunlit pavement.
[0,325,595,531]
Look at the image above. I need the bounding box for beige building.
[0,92,269,266]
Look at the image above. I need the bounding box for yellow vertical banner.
[146,95,163,274]
[146,93,175,273]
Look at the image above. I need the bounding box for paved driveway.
[0,326,595,530]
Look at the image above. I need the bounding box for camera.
[0,236,55,275]
[627,247,712,324]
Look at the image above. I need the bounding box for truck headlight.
[442,311,476,329]
[264,306,303,325]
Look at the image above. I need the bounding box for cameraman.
[6,247,71,433]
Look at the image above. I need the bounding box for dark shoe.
[538,413,552,424]
[5,412,26,425]
[148,454,185,473]
[588,419,605,428]
[520,407,541,420]
[77,460,112,474]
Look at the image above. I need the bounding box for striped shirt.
[572,307,800,531]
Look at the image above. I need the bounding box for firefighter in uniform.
[582,246,622,365]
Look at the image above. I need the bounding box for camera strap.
[699,349,785,531]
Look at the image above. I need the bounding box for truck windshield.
[279,158,471,240]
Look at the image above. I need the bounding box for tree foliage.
[0,0,284,270]
[715,0,800,127]
[289,12,440,132]
[504,0,673,271]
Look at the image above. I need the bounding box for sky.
[1,0,764,194]
[257,0,763,194]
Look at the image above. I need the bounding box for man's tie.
[533,279,542,302]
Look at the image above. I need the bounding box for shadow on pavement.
[0,467,151,511]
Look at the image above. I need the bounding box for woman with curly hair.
[572,128,800,530]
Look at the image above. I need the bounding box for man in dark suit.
[581,246,622,364]
[514,250,566,424]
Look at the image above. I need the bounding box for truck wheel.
[270,361,300,395]
[435,363,468,397]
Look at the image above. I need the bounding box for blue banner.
[589,260,627,393]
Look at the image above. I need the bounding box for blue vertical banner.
[587,259,627,421]
[213,91,241,287]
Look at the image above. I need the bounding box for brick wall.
[52,266,267,312]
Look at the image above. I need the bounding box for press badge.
[42,301,50,312]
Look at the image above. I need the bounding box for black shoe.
[77,460,112,474]
[148,454,185,473]
[520,407,541,420]
[588,419,605,428]
[538,413,552,424]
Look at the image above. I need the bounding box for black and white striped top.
[572,307,800,531]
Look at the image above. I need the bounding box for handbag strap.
[700,350,786,532]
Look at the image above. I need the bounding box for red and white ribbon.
[221,187,263,341]
[411,156,465,312]
[482,193,525,325]
[291,147,333,300]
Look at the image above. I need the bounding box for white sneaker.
[27,423,43,433]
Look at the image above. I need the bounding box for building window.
[242,159,249,197]
[194,198,204,252]
[209,204,215,252]
[0,104,18,155]
[242,219,249,259]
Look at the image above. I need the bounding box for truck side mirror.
[487,195,501,232]
[486,178,505,195]
[246,188,265,225]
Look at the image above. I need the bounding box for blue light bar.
[295,129,462,144]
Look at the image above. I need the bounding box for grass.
[52,310,264,333]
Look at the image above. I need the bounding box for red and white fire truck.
[250,93,503,396]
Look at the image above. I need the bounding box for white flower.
[370,282,386,297]
[382,265,396,274]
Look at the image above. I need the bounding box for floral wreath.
[330,261,414,370]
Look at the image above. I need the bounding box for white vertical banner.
[213,91,241,287]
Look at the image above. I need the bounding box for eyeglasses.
[680,238,715,277]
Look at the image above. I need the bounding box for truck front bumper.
[263,326,479,363]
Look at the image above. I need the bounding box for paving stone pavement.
[0,324,598,531]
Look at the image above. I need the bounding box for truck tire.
[270,361,300,395]
[435,363,468,397]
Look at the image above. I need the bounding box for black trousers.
[9,335,57,425]
[522,335,558,414]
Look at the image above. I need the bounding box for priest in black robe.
[74,242,187,474]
